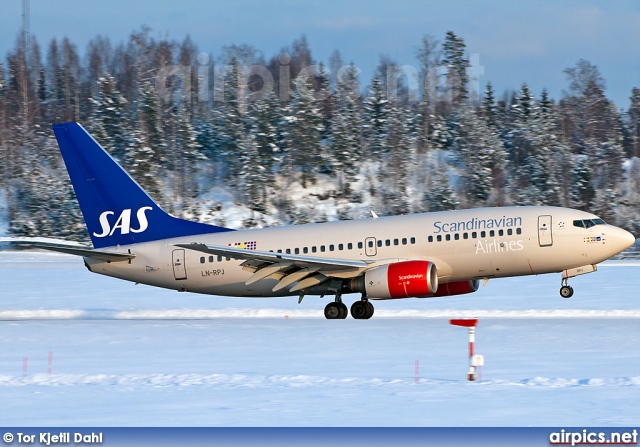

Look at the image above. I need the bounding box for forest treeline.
[0,27,639,241]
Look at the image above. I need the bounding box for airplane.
[3,122,636,319]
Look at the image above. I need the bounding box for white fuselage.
[84,206,633,299]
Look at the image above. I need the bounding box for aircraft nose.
[609,226,636,256]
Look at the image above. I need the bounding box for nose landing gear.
[559,278,574,298]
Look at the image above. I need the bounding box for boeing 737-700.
[3,123,636,319]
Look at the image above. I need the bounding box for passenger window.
[437,235,442,242]
[209,256,214,263]
[303,247,308,254]
[368,241,374,248]
[402,238,408,245]
[454,233,460,240]
[329,244,335,251]
[377,240,382,247]
[516,228,522,235]
[286,249,291,254]
[507,229,513,235]
[499,229,504,236]
[226,257,230,261]
[276,250,282,254]
[200,257,205,264]
[218,255,223,261]
[410,237,416,244]
[428,236,433,242]
[481,231,486,238]
[312,246,317,253]
[295,248,300,254]
[348,243,353,250]
[490,230,495,237]
[358,242,363,249]
[463,233,469,240]
[394,239,399,245]
[321,246,326,252]
[338,244,344,250]
[446,234,451,241]
[385,239,391,246]
[472,232,477,238]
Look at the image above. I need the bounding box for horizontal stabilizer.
[1,240,135,262]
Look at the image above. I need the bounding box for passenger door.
[172,249,188,280]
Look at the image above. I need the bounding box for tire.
[560,286,574,298]
[350,301,368,319]
[324,302,342,319]
[364,301,374,319]
[339,302,349,319]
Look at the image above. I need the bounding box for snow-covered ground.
[0,252,638,426]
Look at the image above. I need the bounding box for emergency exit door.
[538,215,553,247]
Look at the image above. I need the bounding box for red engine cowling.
[433,280,480,297]
[364,260,438,299]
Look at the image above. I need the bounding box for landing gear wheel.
[324,302,342,319]
[351,300,374,319]
[364,301,374,319]
[338,302,348,319]
[560,285,574,298]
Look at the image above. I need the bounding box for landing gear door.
[172,249,188,280]
[538,215,553,247]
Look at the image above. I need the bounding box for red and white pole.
[467,326,476,381]
[450,319,479,381]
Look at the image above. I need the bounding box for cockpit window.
[573,218,606,228]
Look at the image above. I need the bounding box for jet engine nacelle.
[359,260,438,299]
[433,279,480,297]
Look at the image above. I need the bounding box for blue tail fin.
[52,122,234,249]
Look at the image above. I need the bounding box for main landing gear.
[559,278,574,298]
[324,294,348,319]
[324,294,374,319]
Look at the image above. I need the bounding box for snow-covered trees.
[0,30,637,236]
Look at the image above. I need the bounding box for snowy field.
[0,251,639,426]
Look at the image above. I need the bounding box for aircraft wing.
[1,240,135,262]
[174,243,372,293]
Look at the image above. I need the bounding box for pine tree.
[381,104,413,214]
[482,82,498,128]
[450,106,507,206]
[424,162,458,211]
[251,91,281,207]
[89,73,130,160]
[440,31,470,108]
[137,80,166,162]
[569,155,595,211]
[363,76,388,161]
[331,63,362,196]
[283,74,324,188]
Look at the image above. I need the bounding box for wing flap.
[175,242,369,292]
[174,243,370,270]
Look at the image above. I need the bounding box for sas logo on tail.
[93,207,152,238]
